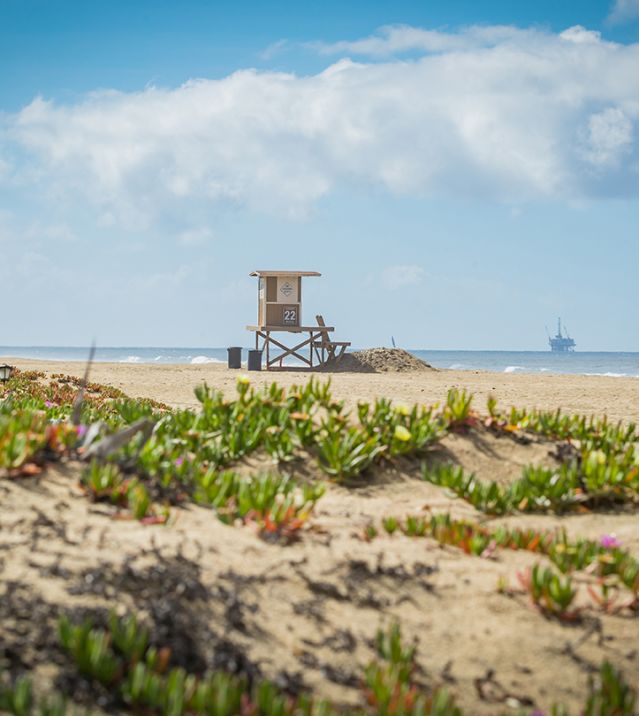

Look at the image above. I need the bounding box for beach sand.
[6,357,639,424]
[3,358,639,713]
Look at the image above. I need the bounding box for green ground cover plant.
[2,369,639,536]
[1,371,446,481]
[422,444,639,515]
[194,469,325,538]
[442,388,475,431]
[1,616,635,716]
[0,371,445,528]
[2,371,639,712]
[491,403,637,450]
[0,677,67,716]
[375,512,639,611]
[516,564,578,619]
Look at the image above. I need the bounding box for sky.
[1,0,638,351]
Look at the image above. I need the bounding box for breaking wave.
[190,355,224,365]
[585,371,636,378]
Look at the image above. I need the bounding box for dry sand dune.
[2,358,639,713]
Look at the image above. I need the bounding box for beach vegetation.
[80,461,163,522]
[3,367,639,539]
[422,447,639,515]
[3,368,639,545]
[315,418,385,480]
[442,388,475,431]
[54,612,466,716]
[58,614,120,684]
[2,367,639,712]
[357,398,443,457]
[364,624,460,716]
[194,469,324,540]
[382,515,399,535]
[2,611,629,715]
[0,675,68,716]
[375,511,639,613]
[585,661,637,715]
[517,564,578,619]
[488,397,637,450]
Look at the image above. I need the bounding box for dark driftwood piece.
[82,419,155,461]
[71,343,96,426]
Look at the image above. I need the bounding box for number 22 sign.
[283,308,297,325]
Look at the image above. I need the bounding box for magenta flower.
[76,425,87,438]
[45,400,53,408]
[175,457,184,467]
[600,534,621,549]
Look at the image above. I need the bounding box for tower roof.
[249,270,321,277]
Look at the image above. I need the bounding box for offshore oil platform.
[547,318,576,352]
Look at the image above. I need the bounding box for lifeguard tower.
[246,270,351,370]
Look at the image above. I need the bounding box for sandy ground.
[5,357,639,425]
[3,443,639,714]
[2,359,639,713]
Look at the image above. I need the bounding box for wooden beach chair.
[313,315,351,365]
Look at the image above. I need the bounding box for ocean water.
[0,346,229,365]
[1,346,639,377]
[411,351,639,378]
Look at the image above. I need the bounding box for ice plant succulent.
[442,388,475,431]
[517,564,578,620]
[600,533,622,549]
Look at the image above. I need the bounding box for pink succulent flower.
[600,534,621,549]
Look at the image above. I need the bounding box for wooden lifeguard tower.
[246,270,351,370]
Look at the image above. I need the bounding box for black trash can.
[227,346,242,369]
[247,349,263,371]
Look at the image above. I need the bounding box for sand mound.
[321,347,434,373]
[3,371,639,713]
[3,425,639,714]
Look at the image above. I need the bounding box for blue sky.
[1,0,638,350]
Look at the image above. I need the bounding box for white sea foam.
[119,355,142,363]
[449,363,469,370]
[504,365,525,373]
[190,355,224,365]
[584,371,631,378]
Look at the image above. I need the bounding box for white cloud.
[4,24,639,226]
[311,24,536,56]
[382,265,425,290]
[579,107,634,167]
[608,0,639,24]
[559,26,603,44]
